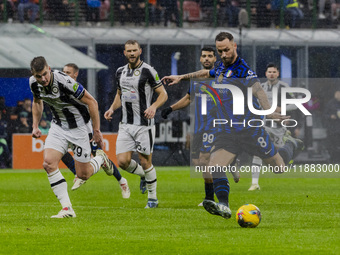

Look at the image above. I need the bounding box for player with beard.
[104,40,168,208]
[162,32,304,219]
[161,47,240,207]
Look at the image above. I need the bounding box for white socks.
[251,156,262,185]
[125,160,145,177]
[144,165,157,200]
[47,169,71,208]
[90,155,104,175]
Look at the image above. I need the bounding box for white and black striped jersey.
[116,61,162,126]
[29,70,90,130]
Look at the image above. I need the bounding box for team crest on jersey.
[52,86,59,95]
[134,70,141,76]
[218,73,224,83]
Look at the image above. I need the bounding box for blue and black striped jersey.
[189,80,221,135]
[209,57,261,133]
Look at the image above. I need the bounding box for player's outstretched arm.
[161,94,191,119]
[80,90,104,149]
[161,69,210,86]
[32,97,44,138]
[104,89,122,121]
[145,86,168,119]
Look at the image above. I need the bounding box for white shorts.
[44,122,93,163]
[116,123,155,155]
[264,126,287,147]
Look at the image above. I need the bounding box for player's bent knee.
[42,160,57,173]
[117,159,130,170]
[140,161,152,170]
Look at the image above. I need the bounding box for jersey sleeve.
[56,71,85,100]
[243,68,260,87]
[115,67,124,90]
[147,67,162,89]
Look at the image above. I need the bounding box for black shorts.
[212,127,277,159]
[191,131,216,159]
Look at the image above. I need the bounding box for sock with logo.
[144,165,157,200]
[47,169,71,208]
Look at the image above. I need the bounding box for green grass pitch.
[0,167,339,255]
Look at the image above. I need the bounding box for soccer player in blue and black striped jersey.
[162,32,304,219]
[161,47,240,207]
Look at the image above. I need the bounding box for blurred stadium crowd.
[0,96,53,168]
[0,0,340,28]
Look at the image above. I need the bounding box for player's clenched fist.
[32,127,42,138]
[104,109,114,121]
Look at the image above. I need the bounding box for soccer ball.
[236,204,261,228]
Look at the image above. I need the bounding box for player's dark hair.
[266,63,279,71]
[125,39,141,48]
[30,56,48,73]
[215,32,234,42]
[201,47,216,56]
[64,63,79,73]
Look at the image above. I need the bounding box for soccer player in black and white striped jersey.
[30,56,115,218]
[104,40,168,208]
[60,63,130,198]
